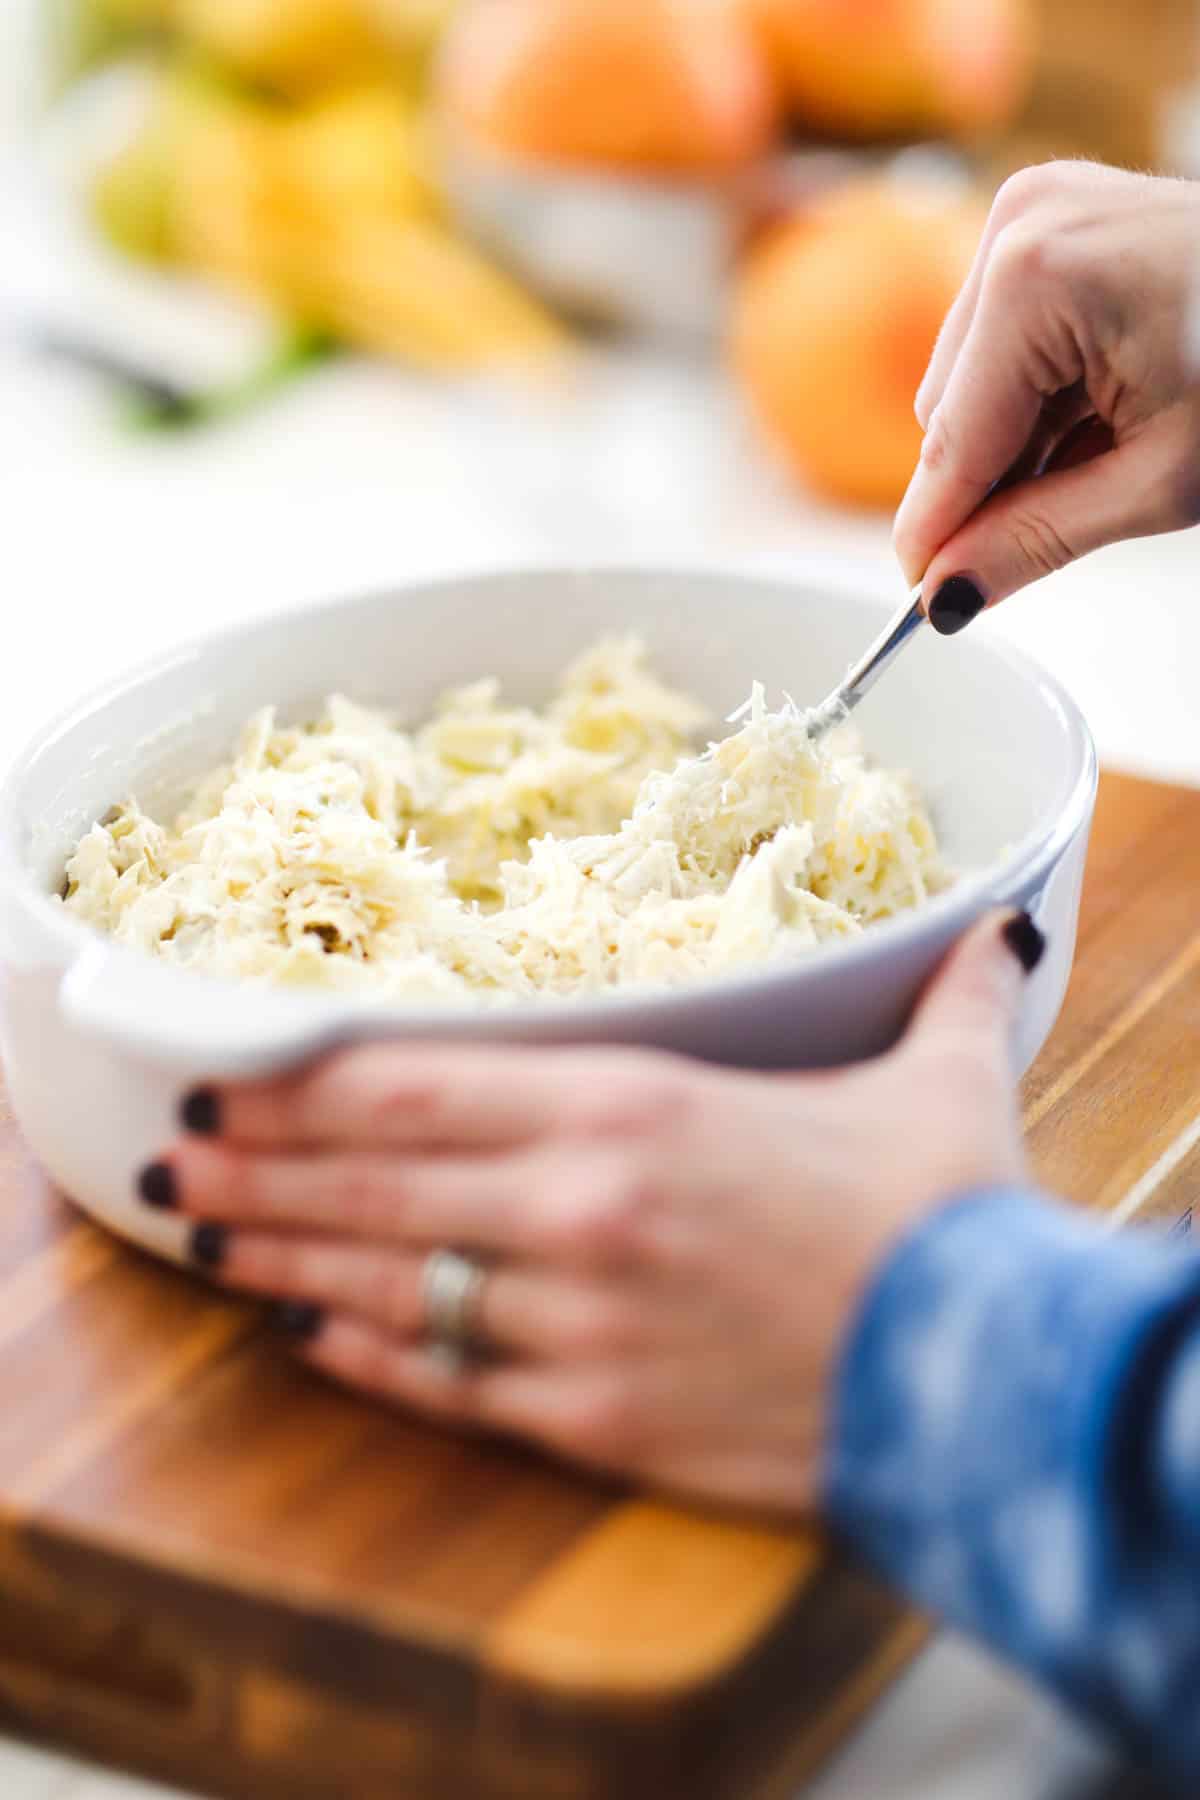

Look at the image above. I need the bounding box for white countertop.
[0,15,1196,1799]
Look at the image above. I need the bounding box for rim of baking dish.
[0,562,1099,1036]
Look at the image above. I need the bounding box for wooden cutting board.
[0,770,1195,1800]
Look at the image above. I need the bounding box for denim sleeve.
[825,1188,1200,1784]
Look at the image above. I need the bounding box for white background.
[0,7,1194,1797]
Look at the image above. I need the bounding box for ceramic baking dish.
[0,565,1097,1260]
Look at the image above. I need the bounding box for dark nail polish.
[189,1222,229,1270]
[180,1087,221,1136]
[1003,911,1046,975]
[928,574,987,636]
[137,1162,177,1211]
[268,1301,325,1344]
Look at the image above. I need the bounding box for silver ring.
[422,1248,488,1368]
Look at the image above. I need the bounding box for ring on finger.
[423,1247,489,1372]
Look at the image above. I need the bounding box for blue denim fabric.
[826,1189,1200,1783]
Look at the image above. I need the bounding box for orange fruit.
[437,0,778,176]
[738,0,1035,140]
[731,175,986,508]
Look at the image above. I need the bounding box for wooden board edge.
[479,1548,920,1800]
[482,1500,818,1701]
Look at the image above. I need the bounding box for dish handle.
[58,943,365,1080]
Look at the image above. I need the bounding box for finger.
[200,1047,576,1152]
[478,1265,659,1359]
[162,1131,670,1273]
[162,1139,581,1260]
[900,386,1097,630]
[303,1314,567,1432]
[919,422,1192,618]
[906,908,1043,1060]
[893,256,1081,588]
[913,215,996,430]
[213,1232,426,1335]
[210,1230,650,1362]
[187,1045,683,1155]
[913,269,983,434]
[300,1315,637,1469]
[912,160,1108,429]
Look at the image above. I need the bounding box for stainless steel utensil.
[805,586,925,740]
[804,421,1055,740]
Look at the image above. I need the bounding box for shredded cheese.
[61,638,947,1004]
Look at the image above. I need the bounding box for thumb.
[905,908,1046,1056]
[920,423,1191,630]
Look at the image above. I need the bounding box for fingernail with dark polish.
[180,1087,221,1136]
[189,1222,229,1270]
[137,1161,177,1211]
[928,574,987,636]
[1003,911,1047,975]
[268,1301,325,1344]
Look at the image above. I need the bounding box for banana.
[169,0,458,94]
[48,0,175,84]
[92,68,565,368]
[92,115,175,261]
[290,211,565,367]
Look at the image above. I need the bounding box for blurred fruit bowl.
[440,131,904,345]
[429,0,1027,347]
[47,0,1010,510]
[86,62,568,376]
[440,129,731,344]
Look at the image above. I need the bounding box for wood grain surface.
[0,771,1193,1800]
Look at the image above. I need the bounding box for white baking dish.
[0,566,1096,1263]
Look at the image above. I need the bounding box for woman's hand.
[139,911,1041,1516]
[893,161,1200,632]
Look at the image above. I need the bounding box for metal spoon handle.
[803,433,1038,738]
[808,586,925,736]
[838,585,926,710]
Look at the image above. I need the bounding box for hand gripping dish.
[0,567,1097,1264]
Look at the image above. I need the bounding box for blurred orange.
[738,0,1035,139]
[731,176,986,509]
[437,0,778,176]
